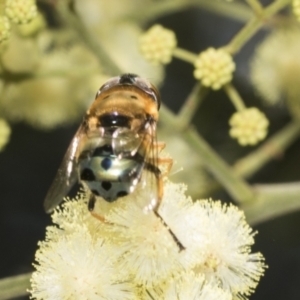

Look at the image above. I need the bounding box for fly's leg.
[152,141,173,199]
[154,209,185,251]
[155,171,185,251]
[151,148,185,250]
[153,141,173,177]
[155,177,185,251]
[154,141,166,153]
[88,193,108,223]
[157,157,173,177]
[88,193,96,211]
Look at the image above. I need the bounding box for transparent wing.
[44,125,85,213]
[111,127,143,158]
[144,122,161,211]
[109,118,160,212]
[134,120,161,212]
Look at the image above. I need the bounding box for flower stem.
[128,0,252,25]
[126,0,194,24]
[0,273,31,300]
[160,104,255,203]
[234,120,300,178]
[173,48,198,64]
[177,83,208,128]
[243,182,300,225]
[184,127,255,203]
[224,84,246,111]
[194,0,253,23]
[224,0,291,54]
[245,0,264,15]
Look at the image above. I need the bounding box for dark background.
[0,5,300,300]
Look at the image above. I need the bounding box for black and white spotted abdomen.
[78,145,144,202]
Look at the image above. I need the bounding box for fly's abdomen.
[78,145,144,202]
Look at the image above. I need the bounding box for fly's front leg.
[155,155,173,204]
[152,141,173,205]
[155,141,166,153]
[157,157,173,177]
[153,141,173,177]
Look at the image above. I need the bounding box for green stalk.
[234,120,300,178]
[245,0,264,15]
[126,0,252,25]
[177,84,208,128]
[125,0,194,24]
[224,84,246,111]
[224,0,291,54]
[160,104,255,203]
[243,182,300,225]
[194,0,253,23]
[173,48,198,64]
[0,273,31,300]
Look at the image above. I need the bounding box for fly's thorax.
[88,86,159,121]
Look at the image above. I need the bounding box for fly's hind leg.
[88,193,108,223]
[155,179,185,251]
[154,208,185,251]
[153,157,185,251]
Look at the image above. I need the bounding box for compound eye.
[134,77,161,110]
[95,76,121,98]
[149,83,161,110]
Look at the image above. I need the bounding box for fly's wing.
[111,127,143,158]
[139,120,161,212]
[109,118,160,211]
[43,125,85,213]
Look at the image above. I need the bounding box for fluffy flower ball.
[0,16,10,43]
[5,0,38,24]
[30,181,266,299]
[194,47,235,90]
[0,118,11,151]
[105,199,182,287]
[148,272,232,300]
[139,24,177,64]
[229,107,269,146]
[160,183,266,299]
[30,226,134,300]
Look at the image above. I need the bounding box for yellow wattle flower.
[139,24,177,65]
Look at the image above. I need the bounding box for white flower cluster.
[139,24,177,65]
[0,16,10,43]
[30,181,266,300]
[5,0,37,24]
[194,48,235,90]
[0,0,38,43]
[229,107,269,146]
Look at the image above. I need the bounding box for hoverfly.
[44,74,174,220]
